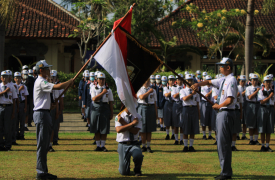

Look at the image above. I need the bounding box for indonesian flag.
[94,8,140,118]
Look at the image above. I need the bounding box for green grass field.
[1,133,275,180]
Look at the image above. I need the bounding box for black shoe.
[236,136,240,140]
[53,142,59,145]
[86,123,88,127]
[249,140,255,145]
[49,146,55,152]
[147,147,153,153]
[214,141,217,145]
[87,127,90,131]
[266,147,273,152]
[165,134,170,140]
[157,124,160,128]
[28,123,32,127]
[171,134,175,140]
[12,142,19,145]
[24,127,29,131]
[95,146,102,151]
[208,135,215,140]
[92,141,96,145]
[215,175,232,179]
[173,140,179,145]
[162,127,166,131]
[36,173,57,180]
[81,115,84,119]
[183,146,188,152]
[231,146,238,151]
[254,140,261,145]
[139,140,142,145]
[135,172,142,177]
[83,118,87,122]
[241,136,248,140]
[93,136,95,140]
[141,146,147,152]
[101,146,108,152]
[180,140,183,145]
[260,146,267,152]
[0,147,7,151]
[202,135,207,140]
[189,146,196,152]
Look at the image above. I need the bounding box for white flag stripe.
[94,35,141,118]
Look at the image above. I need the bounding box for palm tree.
[0,0,17,71]
[150,28,203,71]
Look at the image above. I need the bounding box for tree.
[261,0,275,15]
[0,0,17,71]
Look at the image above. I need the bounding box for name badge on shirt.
[106,93,109,98]
[9,95,12,100]
[150,94,153,99]
[222,90,224,95]
[237,97,240,102]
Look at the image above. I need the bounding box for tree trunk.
[0,24,5,72]
[245,0,255,78]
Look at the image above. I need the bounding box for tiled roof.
[6,0,80,38]
[152,0,275,49]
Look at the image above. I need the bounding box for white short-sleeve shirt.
[258,88,275,105]
[212,87,219,103]
[171,85,184,101]
[33,76,55,110]
[0,82,17,104]
[91,85,114,103]
[211,73,238,110]
[180,87,200,106]
[9,82,19,96]
[236,87,244,109]
[163,86,173,100]
[137,86,157,104]
[16,83,29,101]
[201,85,212,102]
[245,85,260,102]
[115,111,142,142]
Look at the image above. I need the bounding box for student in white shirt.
[238,75,248,140]
[115,108,143,176]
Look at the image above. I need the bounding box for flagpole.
[161,63,214,105]
[56,3,136,100]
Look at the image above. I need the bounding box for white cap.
[168,75,175,79]
[82,73,85,77]
[161,76,167,81]
[36,60,52,69]
[84,70,89,74]
[239,75,246,81]
[90,72,95,77]
[155,75,161,79]
[51,70,57,77]
[264,75,272,81]
[249,73,253,78]
[206,75,212,80]
[32,66,36,71]
[268,74,273,78]
[85,73,89,77]
[14,72,21,77]
[251,74,258,79]
[95,71,100,76]
[185,74,193,80]
[1,71,8,76]
[196,70,201,74]
[22,65,29,70]
[185,71,189,75]
[203,72,207,76]
[6,70,12,76]
[97,72,106,78]
[22,70,28,75]
[150,75,155,80]
[28,69,33,74]
[177,74,183,78]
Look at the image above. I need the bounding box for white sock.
[189,139,194,147]
[96,141,100,147]
[242,133,246,137]
[172,129,175,135]
[254,135,258,141]
[147,142,150,147]
[232,141,236,146]
[142,143,146,147]
[175,134,178,141]
[250,136,253,141]
[157,120,160,124]
[262,143,265,147]
[166,129,169,135]
[163,125,166,128]
[88,124,90,127]
[266,143,269,147]
[160,124,163,128]
[82,113,84,116]
[49,142,52,147]
[203,131,206,136]
[101,140,106,147]
[180,133,183,141]
[209,131,212,136]
[25,123,27,127]
[184,139,188,147]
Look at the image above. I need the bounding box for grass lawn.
[1,133,275,179]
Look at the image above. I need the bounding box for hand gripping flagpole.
[56,3,137,101]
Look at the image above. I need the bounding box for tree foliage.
[0,0,18,25]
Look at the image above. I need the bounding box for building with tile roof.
[153,0,275,75]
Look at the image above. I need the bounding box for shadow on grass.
[57,173,275,179]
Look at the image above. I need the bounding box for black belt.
[184,105,197,107]
[218,109,235,112]
[247,101,260,104]
[261,105,274,107]
[0,104,12,107]
[94,102,108,104]
[139,103,154,106]
[35,109,50,112]
[119,141,138,145]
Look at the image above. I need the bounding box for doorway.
[8,56,37,72]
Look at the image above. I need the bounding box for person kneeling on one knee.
[115,108,143,176]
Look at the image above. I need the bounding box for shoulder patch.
[115,116,118,122]
[44,81,48,84]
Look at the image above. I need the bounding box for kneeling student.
[180,74,200,152]
[257,75,274,152]
[115,108,143,176]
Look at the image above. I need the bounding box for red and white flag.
[94,8,140,118]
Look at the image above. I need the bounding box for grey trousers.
[16,103,26,137]
[216,110,234,177]
[11,105,17,143]
[33,111,53,174]
[0,105,13,149]
[117,142,143,175]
